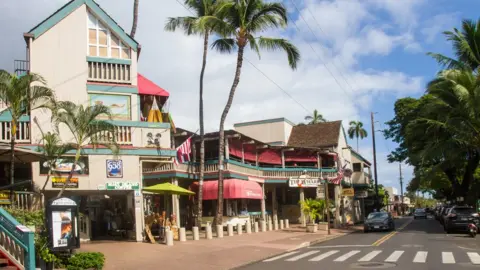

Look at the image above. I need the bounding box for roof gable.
[287,121,342,148]
[28,0,138,51]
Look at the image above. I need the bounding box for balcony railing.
[97,125,133,145]
[14,60,29,77]
[143,159,337,179]
[0,121,30,143]
[88,61,131,84]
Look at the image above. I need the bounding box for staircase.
[0,254,19,269]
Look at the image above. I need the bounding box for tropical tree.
[165,0,230,227]
[51,101,119,198]
[130,0,139,38]
[427,19,480,72]
[0,71,55,200]
[201,0,300,224]
[348,121,368,151]
[305,109,326,124]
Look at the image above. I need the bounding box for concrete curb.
[232,230,357,269]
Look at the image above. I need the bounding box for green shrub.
[67,252,105,270]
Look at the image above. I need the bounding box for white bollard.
[254,222,259,233]
[216,225,224,238]
[285,219,290,228]
[261,221,267,232]
[165,230,174,246]
[179,227,186,242]
[237,223,243,235]
[274,220,279,230]
[268,221,273,231]
[193,226,200,241]
[227,224,234,236]
[280,219,284,230]
[206,225,213,239]
[246,221,252,234]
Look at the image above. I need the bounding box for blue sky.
[1,0,478,196]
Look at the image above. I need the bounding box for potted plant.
[300,199,322,233]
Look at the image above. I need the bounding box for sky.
[1,0,478,195]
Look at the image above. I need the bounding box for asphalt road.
[238,215,480,270]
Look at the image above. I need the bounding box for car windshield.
[415,209,425,213]
[367,212,388,219]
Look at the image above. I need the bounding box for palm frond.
[257,37,300,69]
[211,38,236,53]
[426,52,467,70]
[164,17,200,35]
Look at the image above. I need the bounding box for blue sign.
[106,159,123,178]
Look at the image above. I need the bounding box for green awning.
[143,182,195,196]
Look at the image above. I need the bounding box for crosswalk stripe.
[442,252,455,264]
[413,251,428,263]
[385,251,404,262]
[334,250,361,262]
[467,252,480,265]
[358,251,382,262]
[285,251,320,262]
[263,251,299,262]
[309,250,339,261]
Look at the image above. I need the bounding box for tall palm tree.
[130,0,139,38]
[427,19,480,72]
[201,0,300,224]
[348,121,368,151]
[165,0,230,227]
[51,101,119,198]
[0,70,55,201]
[305,109,326,124]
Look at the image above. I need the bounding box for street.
[238,216,480,269]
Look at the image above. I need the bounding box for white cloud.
[421,13,460,44]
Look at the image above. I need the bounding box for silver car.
[414,208,427,219]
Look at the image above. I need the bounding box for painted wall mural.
[89,93,131,120]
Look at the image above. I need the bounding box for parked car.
[444,206,480,233]
[440,207,451,225]
[364,212,395,232]
[414,208,427,219]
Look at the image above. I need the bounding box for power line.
[174,0,312,115]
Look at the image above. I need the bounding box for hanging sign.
[342,188,355,197]
[355,190,368,198]
[289,177,321,188]
[52,177,79,188]
[106,159,123,178]
[316,185,325,199]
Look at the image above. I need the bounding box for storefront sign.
[52,177,79,188]
[248,176,265,183]
[105,181,139,190]
[342,188,355,197]
[316,185,325,199]
[289,177,321,188]
[106,159,123,178]
[355,190,368,198]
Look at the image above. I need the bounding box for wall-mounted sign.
[106,159,123,178]
[342,188,355,197]
[354,190,368,199]
[46,197,80,251]
[40,157,89,175]
[316,185,325,199]
[104,181,139,190]
[289,177,322,188]
[52,177,79,188]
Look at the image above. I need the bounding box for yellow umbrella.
[147,98,163,123]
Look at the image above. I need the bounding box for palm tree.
[165,0,230,227]
[0,70,54,201]
[348,121,368,151]
[51,101,119,198]
[201,0,300,224]
[130,0,139,38]
[427,19,480,72]
[305,109,326,124]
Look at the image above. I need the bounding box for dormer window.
[87,12,130,59]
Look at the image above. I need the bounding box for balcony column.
[255,150,259,167]
[300,188,306,226]
[261,183,266,222]
[172,178,181,226]
[225,138,230,160]
[271,186,277,224]
[241,143,245,163]
[281,149,285,168]
[317,153,321,168]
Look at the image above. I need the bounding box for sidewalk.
[79,225,361,270]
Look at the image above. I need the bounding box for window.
[353,163,362,172]
[87,12,130,59]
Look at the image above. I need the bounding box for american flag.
[327,153,346,185]
[174,136,192,165]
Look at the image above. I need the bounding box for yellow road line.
[372,219,413,246]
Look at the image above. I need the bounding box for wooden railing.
[0,208,35,270]
[96,125,132,145]
[88,61,131,84]
[143,159,338,179]
[0,121,30,143]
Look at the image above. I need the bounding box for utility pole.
[371,112,379,210]
[399,163,404,215]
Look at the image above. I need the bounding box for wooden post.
[300,188,306,226]
[261,183,266,222]
[241,143,245,163]
[225,138,230,160]
[255,150,259,167]
[325,180,331,235]
[272,186,277,224]
[281,149,285,168]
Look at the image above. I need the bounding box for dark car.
[440,207,451,225]
[444,206,480,233]
[364,212,395,233]
[414,208,427,219]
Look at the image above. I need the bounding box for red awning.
[138,74,170,97]
[228,139,257,162]
[200,179,263,200]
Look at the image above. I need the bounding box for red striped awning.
[138,74,170,97]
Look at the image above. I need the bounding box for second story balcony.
[87,57,131,84]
